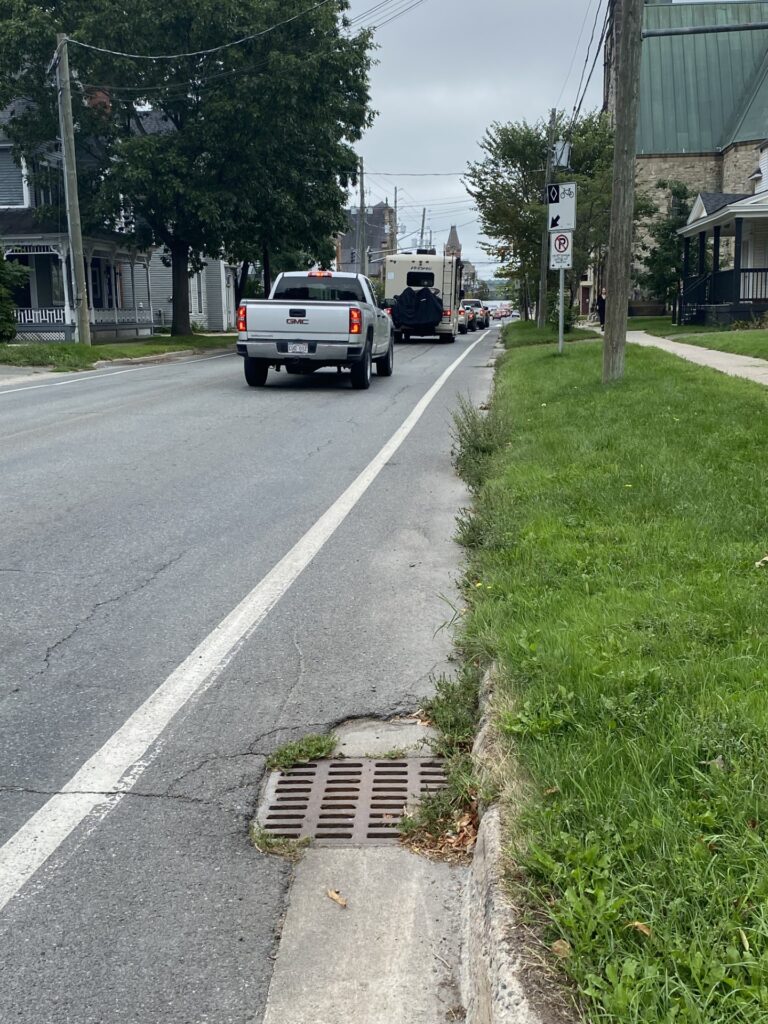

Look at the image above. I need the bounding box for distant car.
[459,303,477,331]
[463,299,489,329]
[458,304,469,334]
[492,308,505,320]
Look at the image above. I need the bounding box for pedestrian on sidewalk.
[597,287,606,330]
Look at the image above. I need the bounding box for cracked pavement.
[0,336,496,1022]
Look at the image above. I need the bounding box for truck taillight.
[443,309,452,318]
[349,307,362,335]
[384,307,393,317]
[237,304,247,332]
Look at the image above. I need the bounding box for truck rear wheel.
[244,357,269,387]
[350,342,372,390]
[443,333,456,344]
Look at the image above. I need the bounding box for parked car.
[463,298,489,329]
[458,304,469,334]
[237,270,393,390]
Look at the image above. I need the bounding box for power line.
[64,0,336,60]
[554,0,599,108]
[369,171,465,177]
[569,0,611,134]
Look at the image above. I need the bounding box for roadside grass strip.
[504,321,600,348]
[455,341,768,1023]
[0,335,234,370]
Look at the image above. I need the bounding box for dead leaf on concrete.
[326,889,348,909]
[627,921,652,938]
[550,939,572,958]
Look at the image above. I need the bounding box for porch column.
[682,236,691,282]
[712,226,721,276]
[145,258,154,331]
[111,251,119,326]
[130,258,138,330]
[59,247,73,332]
[734,218,743,303]
[85,250,95,324]
[698,231,707,276]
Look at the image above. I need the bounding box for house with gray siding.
[1,106,237,340]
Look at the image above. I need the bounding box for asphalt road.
[0,330,497,1022]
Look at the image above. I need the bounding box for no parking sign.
[549,231,573,270]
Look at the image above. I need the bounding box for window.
[0,148,25,206]
[272,278,366,303]
[406,271,435,288]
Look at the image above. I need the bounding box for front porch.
[1,212,154,342]
[679,191,768,325]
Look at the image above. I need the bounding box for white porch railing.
[93,309,154,325]
[14,308,66,325]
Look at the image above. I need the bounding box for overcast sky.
[345,0,604,275]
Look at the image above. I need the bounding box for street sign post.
[547,182,576,231]
[549,230,573,355]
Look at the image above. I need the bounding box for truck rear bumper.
[237,339,364,363]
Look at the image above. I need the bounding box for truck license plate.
[288,342,309,354]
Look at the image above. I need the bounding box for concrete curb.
[462,667,573,1024]
[92,345,234,368]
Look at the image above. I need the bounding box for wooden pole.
[602,0,644,383]
[537,108,557,329]
[55,34,91,345]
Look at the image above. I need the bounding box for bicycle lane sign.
[550,230,573,270]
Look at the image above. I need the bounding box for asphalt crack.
[35,551,187,677]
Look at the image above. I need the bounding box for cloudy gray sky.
[345,0,604,275]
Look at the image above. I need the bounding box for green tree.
[466,112,617,321]
[0,0,373,334]
[0,255,27,342]
[638,180,694,314]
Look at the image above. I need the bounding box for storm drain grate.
[259,759,447,846]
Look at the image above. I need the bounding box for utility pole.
[356,156,366,275]
[393,186,398,253]
[419,207,426,248]
[603,0,644,383]
[55,34,91,346]
[537,108,557,329]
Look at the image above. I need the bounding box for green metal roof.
[639,2,768,154]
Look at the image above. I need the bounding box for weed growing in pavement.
[399,668,485,859]
[249,824,310,863]
[453,339,768,1024]
[266,733,337,771]
[451,394,510,494]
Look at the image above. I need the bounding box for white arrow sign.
[550,231,573,270]
[547,181,577,232]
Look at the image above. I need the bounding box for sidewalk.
[627,330,768,386]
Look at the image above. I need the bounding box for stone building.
[606,1,768,207]
[336,201,397,280]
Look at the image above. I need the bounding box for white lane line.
[0,353,233,397]
[0,332,490,913]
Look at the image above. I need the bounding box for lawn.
[0,335,235,371]
[503,320,601,347]
[673,330,768,362]
[626,315,725,338]
[454,341,768,1023]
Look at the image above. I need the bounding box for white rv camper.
[383,251,462,343]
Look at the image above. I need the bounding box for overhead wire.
[64,0,336,60]
[554,0,598,108]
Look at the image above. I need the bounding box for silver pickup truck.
[236,271,394,390]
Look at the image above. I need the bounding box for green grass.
[266,733,337,771]
[626,316,725,338]
[503,321,601,348]
[0,335,234,371]
[674,330,768,362]
[454,341,768,1023]
[249,824,310,862]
